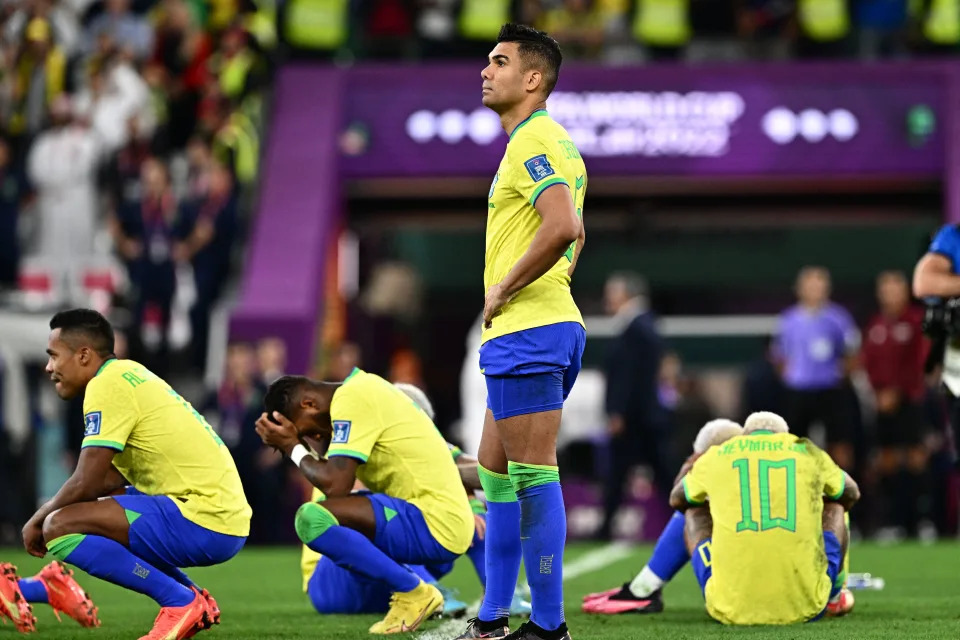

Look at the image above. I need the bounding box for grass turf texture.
[1,542,958,639]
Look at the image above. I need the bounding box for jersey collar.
[94,358,116,377]
[343,367,361,383]
[509,109,548,141]
[749,429,774,436]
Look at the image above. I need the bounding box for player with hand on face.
[255,369,475,634]
[670,412,859,625]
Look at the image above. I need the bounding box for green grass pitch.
[2,542,958,639]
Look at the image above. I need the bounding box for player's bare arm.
[566,221,585,279]
[683,506,713,554]
[484,184,580,327]
[255,411,359,496]
[825,474,861,511]
[913,253,960,297]
[668,479,695,512]
[22,446,120,556]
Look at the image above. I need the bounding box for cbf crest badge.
[332,420,352,444]
[84,411,102,436]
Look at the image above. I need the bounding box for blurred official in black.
[598,272,669,540]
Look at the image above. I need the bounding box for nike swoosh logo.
[575,175,584,189]
[164,614,192,640]
[398,596,441,632]
[0,592,19,620]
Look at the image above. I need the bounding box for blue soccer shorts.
[113,489,246,570]
[307,557,439,615]
[367,494,459,568]
[480,321,586,421]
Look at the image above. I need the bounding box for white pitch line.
[416,544,636,640]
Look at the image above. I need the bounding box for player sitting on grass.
[0,561,99,633]
[583,419,743,614]
[22,309,251,640]
[296,383,532,621]
[669,412,859,624]
[254,368,475,634]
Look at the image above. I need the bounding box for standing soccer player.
[454,23,586,640]
[23,309,251,640]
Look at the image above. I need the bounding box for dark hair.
[264,375,312,419]
[49,308,115,357]
[497,23,562,96]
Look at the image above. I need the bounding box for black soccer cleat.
[503,621,571,640]
[453,617,511,639]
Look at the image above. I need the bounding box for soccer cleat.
[138,590,208,640]
[36,561,101,627]
[452,617,510,639]
[582,586,663,615]
[503,621,571,640]
[508,591,531,618]
[183,588,219,639]
[826,588,855,617]
[369,580,443,634]
[0,563,37,633]
[436,583,468,618]
[582,584,623,602]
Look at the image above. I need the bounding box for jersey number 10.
[732,458,797,533]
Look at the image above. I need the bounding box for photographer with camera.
[913,224,960,463]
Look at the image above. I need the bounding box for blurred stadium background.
[0,0,957,553]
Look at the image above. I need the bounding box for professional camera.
[922,297,960,338]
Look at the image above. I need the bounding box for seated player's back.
[82,359,251,537]
[327,369,474,554]
[684,431,845,624]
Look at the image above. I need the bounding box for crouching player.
[0,560,99,632]
[255,368,475,634]
[670,412,859,625]
[23,309,251,640]
[583,419,743,614]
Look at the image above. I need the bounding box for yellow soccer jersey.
[81,359,251,537]
[326,369,474,555]
[483,109,586,344]
[682,431,846,625]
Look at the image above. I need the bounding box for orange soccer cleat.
[36,561,100,627]
[0,563,37,633]
[183,587,220,639]
[139,590,209,640]
[826,588,855,617]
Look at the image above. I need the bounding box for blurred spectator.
[175,160,238,371]
[416,0,458,57]
[101,115,151,211]
[257,336,287,385]
[855,0,909,58]
[279,0,350,57]
[3,0,80,58]
[83,0,154,59]
[738,0,793,59]
[599,271,669,540]
[208,25,266,100]
[73,54,155,154]
[204,94,259,189]
[26,95,100,281]
[183,133,214,203]
[0,136,26,288]
[327,340,362,381]
[360,0,416,59]
[910,0,960,54]
[862,270,931,536]
[795,0,854,58]
[456,0,515,58]
[775,266,860,470]
[740,335,787,418]
[632,0,692,61]
[111,156,181,373]
[659,351,712,460]
[8,18,67,143]
[537,0,606,60]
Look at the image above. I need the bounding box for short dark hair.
[264,375,312,418]
[49,309,115,357]
[497,23,562,96]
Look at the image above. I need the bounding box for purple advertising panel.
[340,63,948,179]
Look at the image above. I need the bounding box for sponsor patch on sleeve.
[332,420,352,444]
[524,154,555,182]
[84,411,102,437]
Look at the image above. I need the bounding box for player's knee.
[42,509,68,542]
[295,502,339,544]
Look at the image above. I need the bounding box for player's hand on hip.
[22,519,47,558]
[254,411,300,454]
[483,283,511,329]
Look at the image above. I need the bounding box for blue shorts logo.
[332,421,352,444]
[84,411,102,437]
[524,155,555,182]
